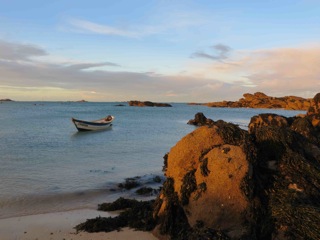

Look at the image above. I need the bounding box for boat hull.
[72,116,114,131]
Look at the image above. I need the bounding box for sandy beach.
[0,209,157,240]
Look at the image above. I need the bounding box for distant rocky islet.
[128,100,172,107]
[0,99,13,102]
[190,92,312,110]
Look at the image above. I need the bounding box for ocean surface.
[0,102,304,219]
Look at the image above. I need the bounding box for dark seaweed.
[76,198,156,233]
[180,169,197,206]
[199,158,210,177]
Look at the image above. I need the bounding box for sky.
[0,0,319,102]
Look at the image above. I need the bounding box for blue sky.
[0,0,319,102]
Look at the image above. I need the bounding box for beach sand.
[0,209,158,240]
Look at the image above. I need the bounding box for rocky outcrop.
[187,112,215,126]
[204,92,312,110]
[154,123,253,239]
[128,100,172,107]
[153,93,320,239]
[0,98,13,101]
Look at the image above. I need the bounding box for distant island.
[128,100,172,107]
[0,99,13,102]
[191,92,312,110]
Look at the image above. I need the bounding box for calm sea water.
[0,102,304,218]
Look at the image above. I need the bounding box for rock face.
[153,93,320,240]
[128,100,172,107]
[205,92,312,110]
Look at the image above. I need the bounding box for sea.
[0,101,305,219]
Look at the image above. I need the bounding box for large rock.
[154,122,255,239]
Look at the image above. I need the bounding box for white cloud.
[68,18,139,38]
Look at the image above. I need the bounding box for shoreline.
[0,208,157,240]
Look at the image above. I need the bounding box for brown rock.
[155,123,253,239]
[187,112,214,126]
[253,92,268,98]
[248,113,289,134]
[205,92,312,110]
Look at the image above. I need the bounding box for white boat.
[72,115,114,131]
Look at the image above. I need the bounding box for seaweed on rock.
[156,178,191,238]
[249,125,320,239]
[199,157,210,177]
[180,169,197,206]
[215,120,247,146]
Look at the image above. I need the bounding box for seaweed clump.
[98,197,137,211]
[75,198,156,233]
[136,187,154,195]
[118,177,141,190]
[180,169,197,205]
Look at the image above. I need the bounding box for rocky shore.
[199,92,312,110]
[128,100,172,107]
[78,93,320,240]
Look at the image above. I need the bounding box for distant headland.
[0,99,14,102]
[190,92,312,110]
[128,100,172,107]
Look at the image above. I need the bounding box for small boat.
[71,115,114,131]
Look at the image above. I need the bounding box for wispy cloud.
[0,40,47,61]
[67,18,139,38]
[65,9,206,39]
[191,44,232,62]
[65,62,120,70]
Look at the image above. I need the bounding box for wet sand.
[0,208,157,240]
